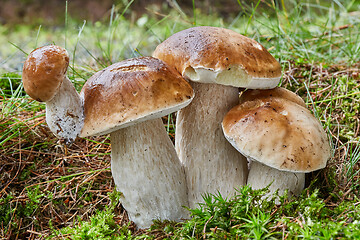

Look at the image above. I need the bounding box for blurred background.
[2,0,249,24]
[0,0,300,25]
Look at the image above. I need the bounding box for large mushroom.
[153,26,282,207]
[222,87,331,198]
[22,45,83,142]
[79,56,194,228]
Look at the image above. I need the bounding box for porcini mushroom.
[79,57,194,228]
[153,26,282,207]
[222,87,331,198]
[22,45,83,142]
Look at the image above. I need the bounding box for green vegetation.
[177,187,360,239]
[0,0,359,239]
[44,187,360,239]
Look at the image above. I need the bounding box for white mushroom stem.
[175,82,248,208]
[46,76,84,143]
[247,161,305,199]
[110,118,189,229]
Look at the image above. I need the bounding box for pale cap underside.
[153,26,281,88]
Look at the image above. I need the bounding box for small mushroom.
[22,45,83,142]
[153,26,282,207]
[80,57,194,228]
[222,87,331,198]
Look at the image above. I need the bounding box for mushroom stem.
[175,82,248,208]
[110,118,189,229]
[46,76,84,143]
[247,161,305,198]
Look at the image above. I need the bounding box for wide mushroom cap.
[222,87,331,173]
[153,26,281,89]
[80,56,194,137]
[22,45,69,102]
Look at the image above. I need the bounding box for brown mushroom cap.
[22,45,69,102]
[80,57,194,137]
[222,89,331,173]
[239,87,307,108]
[153,26,281,88]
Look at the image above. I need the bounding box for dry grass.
[0,106,176,239]
[283,61,360,139]
[284,61,360,199]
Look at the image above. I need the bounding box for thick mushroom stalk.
[247,161,305,197]
[22,45,83,142]
[175,82,248,207]
[222,88,331,199]
[153,26,282,207]
[80,57,194,228]
[111,119,188,228]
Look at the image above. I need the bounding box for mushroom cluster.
[22,26,331,229]
[153,26,330,204]
[153,26,283,207]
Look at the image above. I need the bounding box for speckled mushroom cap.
[222,88,331,173]
[80,57,194,137]
[239,87,307,108]
[153,26,281,89]
[22,45,69,102]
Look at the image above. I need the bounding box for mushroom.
[79,56,194,228]
[222,87,331,198]
[22,45,83,142]
[152,26,282,207]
